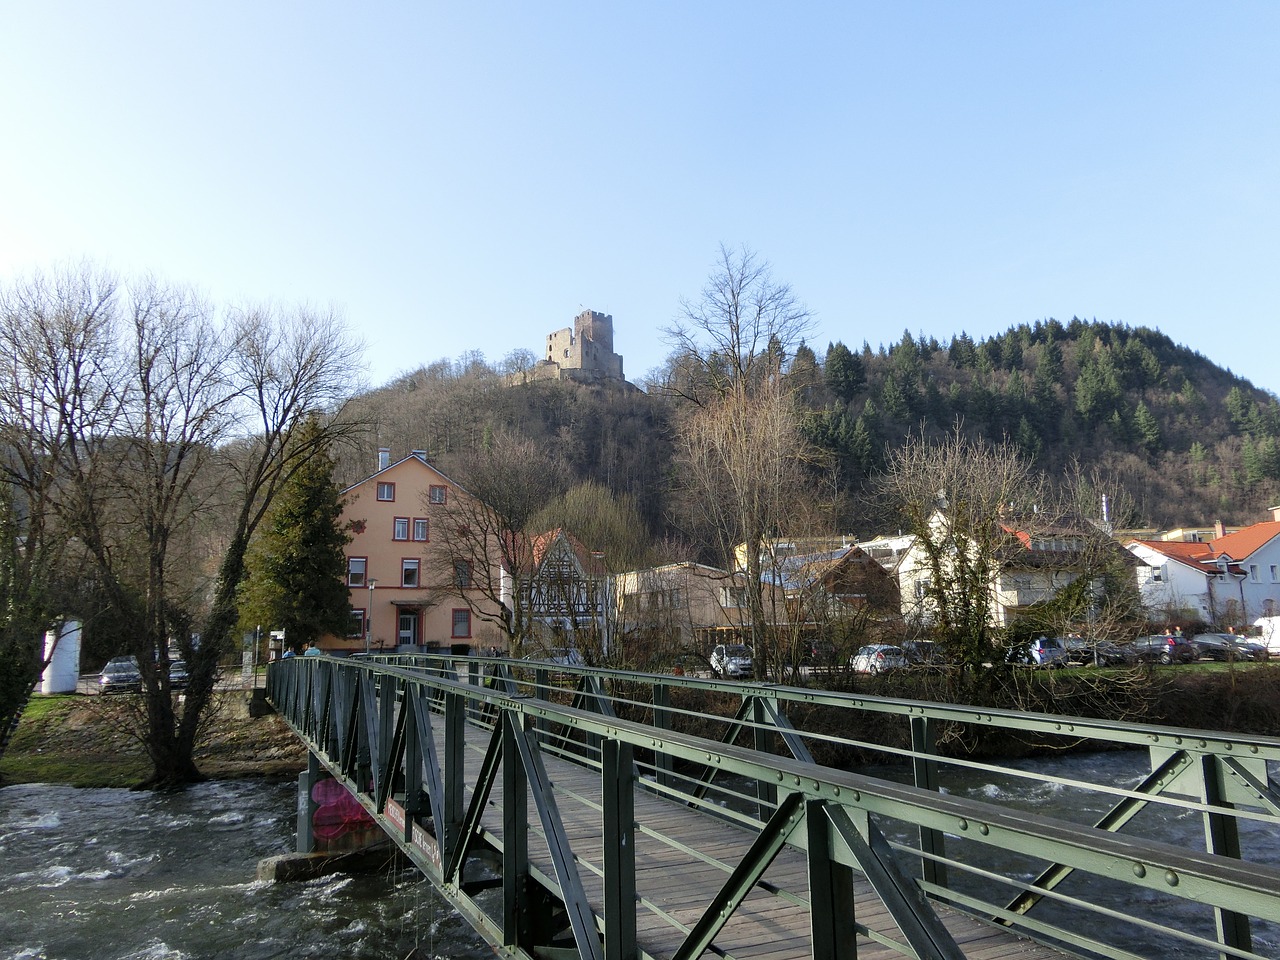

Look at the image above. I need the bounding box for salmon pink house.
[323,450,503,654]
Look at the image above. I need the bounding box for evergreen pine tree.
[881,374,910,421]
[849,414,876,472]
[1225,386,1252,429]
[240,418,352,650]
[824,341,865,404]
[1134,400,1162,454]
[1015,415,1042,463]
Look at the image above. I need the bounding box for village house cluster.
[307,447,1280,661]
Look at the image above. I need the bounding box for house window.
[454,560,473,589]
[413,518,429,541]
[393,517,409,541]
[401,558,420,588]
[1250,564,1260,583]
[377,482,395,502]
[348,557,367,587]
[428,485,447,505]
[451,608,471,638]
[1271,564,1278,582]
[914,578,931,600]
[348,608,366,638]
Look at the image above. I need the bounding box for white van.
[1253,617,1280,656]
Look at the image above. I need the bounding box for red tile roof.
[1129,538,1244,576]
[1210,521,1280,562]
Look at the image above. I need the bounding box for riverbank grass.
[1,695,151,788]
[1,692,308,789]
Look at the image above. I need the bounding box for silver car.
[98,656,142,694]
[850,644,909,675]
[710,643,753,679]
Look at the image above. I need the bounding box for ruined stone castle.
[519,310,627,385]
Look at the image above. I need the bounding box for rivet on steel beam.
[978,824,989,835]
[958,819,969,831]
[1133,863,1146,878]
[1164,870,1179,887]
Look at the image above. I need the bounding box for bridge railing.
[267,653,1280,960]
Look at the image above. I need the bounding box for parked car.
[801,640,838,668]
[168,660,190,689]
[1064,637,1137,667]
[1189,633,1269,663]
[710,643,753,679]
[1129,634,1197,665]
[98,656,142,694]
[850,644,909,675]
[1006,636,1068,667]
[900,639,942,665]
[542,647,585,668]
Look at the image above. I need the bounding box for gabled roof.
[1132,519,1280,574]
[1128,538,1246,577]
[1210,521,1280,562]
[762,545,890,592]
[340,452,466,497]
[503,528,605,577]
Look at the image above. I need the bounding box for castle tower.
[544,310,624,381]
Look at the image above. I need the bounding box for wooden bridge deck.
[443,720,1064,960]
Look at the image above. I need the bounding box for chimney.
[1270,505,1280,522]
[411,449,427,461]
[377,448,390,471]
[1214,520,1226,540]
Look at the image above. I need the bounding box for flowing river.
[0,778,489,960]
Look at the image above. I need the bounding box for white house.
[1125,508,1280,627]
[860,514,1113,629]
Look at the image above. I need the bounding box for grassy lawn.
[1,694,151,788]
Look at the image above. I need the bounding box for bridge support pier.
[297,751,320,854]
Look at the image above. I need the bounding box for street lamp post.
[592,551,612,661]
[365,579,378,654]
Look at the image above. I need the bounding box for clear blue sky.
[3,3,1277,394]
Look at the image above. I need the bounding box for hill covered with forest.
[335,318,1280,540]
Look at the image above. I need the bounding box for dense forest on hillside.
[334,319,1280,543]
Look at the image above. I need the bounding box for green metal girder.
[1004,747,1196,919]
[671,791,805,960]
[826,804,967,960]
[506,714,603,960]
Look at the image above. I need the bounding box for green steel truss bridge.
[265,655,1280,960]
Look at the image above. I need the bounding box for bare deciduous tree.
[666,247,829,680]
[878,428,1049,665]
[431,430,568,652]
[0,266,363,787]
[662,244,814,405]
[677,376,832,679]
[0,266,116,746]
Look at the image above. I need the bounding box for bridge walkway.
[440,710,1061,960]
